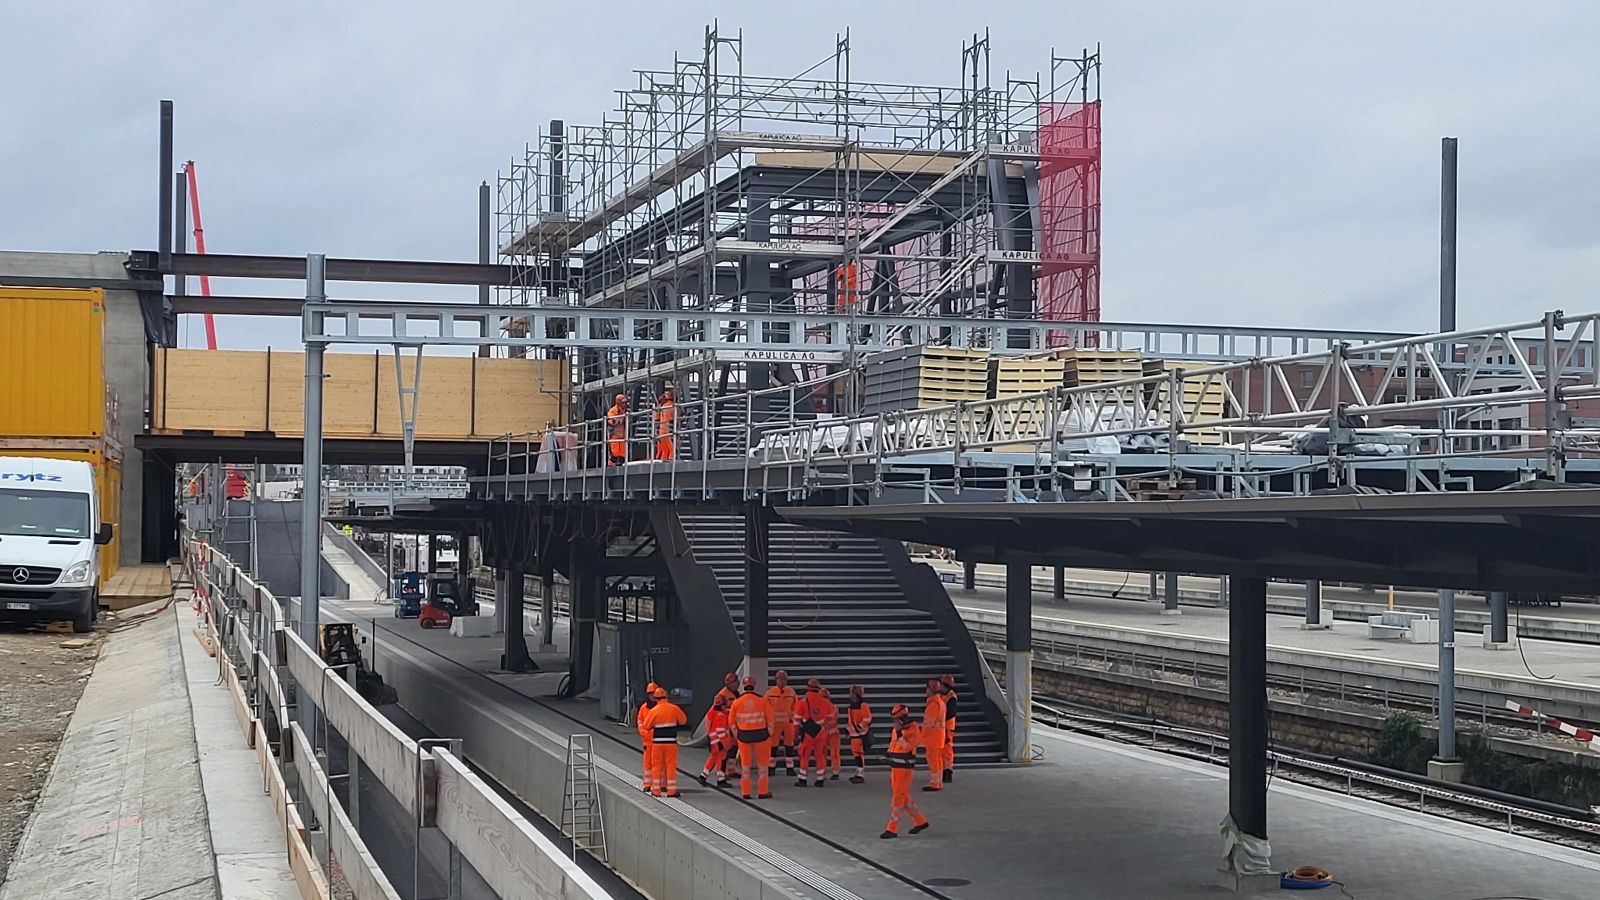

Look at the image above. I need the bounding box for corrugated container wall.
[0,447,122,582]
[0,287,108,438]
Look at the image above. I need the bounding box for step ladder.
[561,734,608,862]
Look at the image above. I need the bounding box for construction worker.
[714,671,742,778]
[764,669,799,777]
[654,387,676,461]
[698,693,732,788]
[819,687,843,780]
[845,684,873,784]
[606,393,629,466]
[880,703,930,839]
[920,678,947,792]
[729,677,774,799]
[939,674,958,783]
[795,678,827,787]
[643,686,687,797]
[636,682,660,794]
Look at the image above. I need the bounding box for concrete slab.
[0,607,216,900]
[177,604,300,899]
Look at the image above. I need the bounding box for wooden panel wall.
[152,349,565,439]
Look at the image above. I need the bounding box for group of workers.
[606,388,676,465]
[635,669,961,839]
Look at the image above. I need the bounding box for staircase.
[678,513,1007,763]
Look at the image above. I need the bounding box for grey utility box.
[597,622,693,721]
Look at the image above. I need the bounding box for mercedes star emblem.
[11,568,29,584]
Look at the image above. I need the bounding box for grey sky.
[3,1,1598,350]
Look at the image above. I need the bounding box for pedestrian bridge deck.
[326,596,1599,900]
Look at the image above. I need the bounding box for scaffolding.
[494,24,1100,427]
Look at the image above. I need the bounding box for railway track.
[1032,698,1600,853]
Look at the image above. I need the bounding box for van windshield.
[0,489,91,538]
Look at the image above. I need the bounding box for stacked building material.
[1143,358,1231,445]
[862,346,989,414]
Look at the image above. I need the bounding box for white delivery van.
[0,456,115,632]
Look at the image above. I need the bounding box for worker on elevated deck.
[940,673,958,783]
[698,693,731,788]
[606,394,629,465]
[654,387,676,461]
[765,670,799,777]
[730,677,774,799]
[643,686,687,797]
[920,679,947,792]
[845,684,873,784]
[636,681,660,794]
[880,704,930,839]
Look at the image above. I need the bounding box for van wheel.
[72,598,95,634]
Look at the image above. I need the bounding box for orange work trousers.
[655,437,674,460]
[608,441,626,465]
[769,722,797,768]
[641,745,656,792]
[824,731,842,775]
[703,741,730,781]
[923,742,946,789]
[885,768,928,834]
[798,733,825,779]
[651,743,679,796]
[738,740,771,797]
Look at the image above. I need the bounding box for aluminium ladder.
[561,734,608,861]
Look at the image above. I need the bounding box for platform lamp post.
[1431,137,1464,782]
[299,254,327,656]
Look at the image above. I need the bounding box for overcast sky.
[3,1,1598,351]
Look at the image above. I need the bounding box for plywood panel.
[472,358,566,437]
[375,355,473,439]
[155,349,269,431]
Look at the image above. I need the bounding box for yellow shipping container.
[0,287,109,439]
[0,445,121,583]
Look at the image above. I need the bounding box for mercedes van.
[0,456,115,632]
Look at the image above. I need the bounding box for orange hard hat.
[742,677,757,691]
[820,687,831,698]
[713,693,728,708]
[651,686,667,700]
[890,703,910,718]
[724,672,739,685]
[646,681,659,694]
[806,677,821,690]
[615,393,626,403]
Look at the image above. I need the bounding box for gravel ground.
[0,623,101,883]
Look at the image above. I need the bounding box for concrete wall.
[0,251,149,566]
[217,499,347,600]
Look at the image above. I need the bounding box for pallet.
[100,565,173,610]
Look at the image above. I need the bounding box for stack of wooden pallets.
[862,346,989,414]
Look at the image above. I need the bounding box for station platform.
[323,595,1600,900]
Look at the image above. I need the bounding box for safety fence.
[187,532,612,900]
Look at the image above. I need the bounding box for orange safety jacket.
[730,691,772,743]
[846,700,873,738]
[704,707,731,749]
[654,400,675,437]
[817,694,840,735]
[887,722,924,769]
[636,700,657,742]
[796,691,827,739]
[644,700,688,744]
[921,694,947,747]
[764,685,798,726]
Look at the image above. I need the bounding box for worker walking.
[699,694,732,788]
[920,679,948,792]
[880,704,930,839]
[730,678,774,799]
[764,670,799,777]
[643,686,687,797]
[606,393,629,466]
[654,387,677,461]
[845,684,873,784]
[820,688,843,780]
[636,682,660,794]
[715,672,741,778]
[795,678,827,787]
[939,674,958,783]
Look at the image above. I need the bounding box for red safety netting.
[1037,100,1101,347]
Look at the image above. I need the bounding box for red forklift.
[418,572,477,629]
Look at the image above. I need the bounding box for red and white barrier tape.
[1505,699,1600,754]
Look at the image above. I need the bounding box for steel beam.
[1005,558,1033,763]
[1437,588,1458,761]
[1228,575,1268,845]
[1489,590,1509,644]
[503,563,531,672]
[743,505,770,687]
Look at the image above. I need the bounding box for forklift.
[393,571,424,618]
[418,571,478,629]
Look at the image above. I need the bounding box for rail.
[486,306,1600,500]
[185,535,614,900]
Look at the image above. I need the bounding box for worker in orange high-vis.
[636,682,660,794]
[729,678,774,799]
[698,693,732,788]
[714,672,741,778]
[643,686,688,797]
[939,674,958,783]
[764,669,799,777]
[794,678,827,787]
[920,678,947,792]
[880,704,930,839]
[606,394,629,466]
[653,388,676,461]
[819,687,843,780]
[845,684,873,784]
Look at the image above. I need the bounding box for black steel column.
[744,505,770,687]
[1489,590,1509,644]
[962,560,976,591]
[1005,559,1033,762]
[1164,572,1181,612]
[503,563,531,672]
[744,190,774,410]
[1053,566,1065,601]
[570,543,599,692]
[477,181,491,357]
[1228,576,1268,841]
[158,101,174,273]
